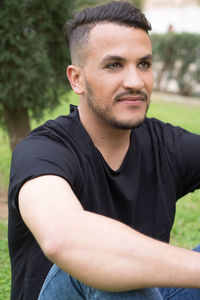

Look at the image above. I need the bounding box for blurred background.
[0,1,200,299]
[144,0,200,34]
[144,0,200,96]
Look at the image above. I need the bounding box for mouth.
[118,96,145,102]
[115,91,148,104]
[116,94,147,107]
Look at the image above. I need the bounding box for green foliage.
[0,0,74,124]
[151,32,200,97]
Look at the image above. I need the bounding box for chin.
[108,116,146,130]
[112,106,149,130]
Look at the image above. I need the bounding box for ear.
[67,65,84,95]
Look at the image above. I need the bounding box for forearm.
[42,211,200,292]
[19,176,200,292]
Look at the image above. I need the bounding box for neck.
[78,105,132,171]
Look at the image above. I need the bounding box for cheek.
[144,73,154,92]
[85,72,122,100]
[91,82,111,97]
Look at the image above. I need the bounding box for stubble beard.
[86,80,150,130]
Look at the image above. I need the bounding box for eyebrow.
[100,55,126,66]
[139,54,153,61]
[100,53,153,66]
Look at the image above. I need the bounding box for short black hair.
[64,1,152,65]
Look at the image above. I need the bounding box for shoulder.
[142,117,199,143]
[13,108,86,158]
[143,117,183,133]
[143,118,200,195]
[9,110,86,210]
[28,112,78,144]
[136,117,200,165]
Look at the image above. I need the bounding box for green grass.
[147,99,200,134]
[0,131,11,188]
[170,190,200,249]
[0,221,10,300]
[0,92,200,299]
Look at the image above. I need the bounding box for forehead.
[86,23,152,62]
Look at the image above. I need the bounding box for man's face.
[78,23,153,130]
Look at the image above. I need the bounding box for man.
[8,1,200,299]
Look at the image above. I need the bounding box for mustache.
[115,90,148,102]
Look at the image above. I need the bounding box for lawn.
[0,221,10,300]
[0,91,200,299]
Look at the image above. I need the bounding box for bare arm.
[19,175,200,291]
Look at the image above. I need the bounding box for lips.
[118,95,145,102]
[115,91,148,103]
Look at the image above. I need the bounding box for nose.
[122,68,144,91]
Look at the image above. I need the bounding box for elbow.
[41,236,68,262]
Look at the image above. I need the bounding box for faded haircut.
[64,1,152,66]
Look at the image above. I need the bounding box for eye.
[105,62,122,70]
[138,61,152,69]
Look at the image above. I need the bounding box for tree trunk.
[3,104,31,152]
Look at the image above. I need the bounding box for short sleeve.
[9,133,80,211]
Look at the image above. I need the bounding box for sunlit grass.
[148,97,200,134]
[0,221,10,300]
[170,190,200,249]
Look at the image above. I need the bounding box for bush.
[151,32,200,97]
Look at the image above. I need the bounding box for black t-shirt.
[8,107,200,299]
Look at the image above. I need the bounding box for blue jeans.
[38,245,200,299]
